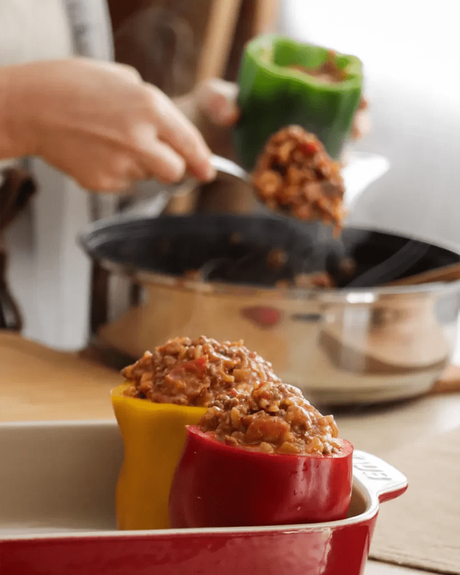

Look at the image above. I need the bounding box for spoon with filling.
[169,126,346,235]
[249,125,346,235]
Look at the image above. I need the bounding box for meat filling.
[122,336,280,407]
[200,381,340,455]
[251,126,345,231]
[288,51,346,83]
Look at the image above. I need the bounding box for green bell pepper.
[234,34,363,170]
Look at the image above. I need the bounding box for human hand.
[1,58,215,191]
[351,97,372,141]
[174,79,240,161]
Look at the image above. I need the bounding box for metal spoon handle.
[209,155,250,183]
[177,155,250,189]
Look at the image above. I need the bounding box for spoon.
[121,155,251,218]
[196,156,334,230]
[207,154,251,185]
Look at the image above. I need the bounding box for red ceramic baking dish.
[0,421,407,575]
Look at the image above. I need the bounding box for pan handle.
[353,450,408,504]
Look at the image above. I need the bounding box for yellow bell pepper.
[111,383,206,530]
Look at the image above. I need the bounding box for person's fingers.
[141,138,187,183]
[196,79,240,127]
[87,59,143,84]
[145,85,215,182]
[90,176,133,193]
[68,150,149,191]
[351,109,372,141]
[110,62,143,83]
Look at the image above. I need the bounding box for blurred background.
[280,0,460,246]
[1,0,459,352]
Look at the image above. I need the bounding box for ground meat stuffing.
[200,381,340,455]
[121,336,280,407]
[294,271,335,289]
[251,126,345,232]
[266,248,288,270]
[275,271,335,290]
[288,51,346,84]
[183,269,203,281]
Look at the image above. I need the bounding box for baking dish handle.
[353,450,408,503]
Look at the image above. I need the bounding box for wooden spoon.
[385,263,460,287]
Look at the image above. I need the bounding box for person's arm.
[0,59,216,191]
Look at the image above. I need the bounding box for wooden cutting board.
[0,332,119,422]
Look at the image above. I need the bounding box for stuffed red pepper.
[169,381,353,528]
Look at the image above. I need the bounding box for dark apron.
[0,167,37,330]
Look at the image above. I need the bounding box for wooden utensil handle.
[196,0,243,82]
[432,364,460,394]
[386,263,460,287]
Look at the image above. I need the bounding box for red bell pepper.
[169,426,353,529]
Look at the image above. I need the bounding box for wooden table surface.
[341,390,460,575]
[366,565,422,575]
[1,331,459,574]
